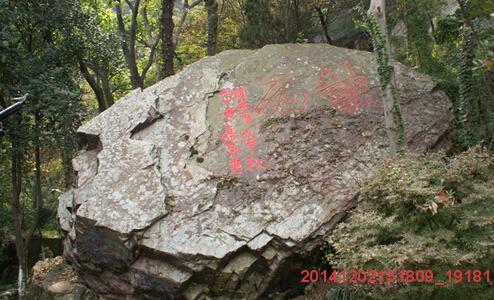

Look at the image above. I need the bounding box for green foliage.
[78,0,128,98]
[239,0,279,48]
[326,146,494,298]
[458,24,477,148]
[451,8,494,150]
[175,8,208,66]
[391,0,444,74]
[0,0,492,295]
[388,1,494,151]
[239,0,323,48]
[0,0,87,259]
[434,12,463,45]
[359,11,405,151]
[468,0,494,18]
[326,288,366,300]
[40,246,54,260]
[366,17,392,90]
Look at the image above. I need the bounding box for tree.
[0,0,85,296]
[174,0,204,47]
[114,0,160,89]
[159,0,208,78]
[314,5,333,44]
[240,0,284,48]
[367,0,405,156]
[160,0,175,78]
[205,0,219,55]
[239,0,332,48]
[168,0,208,71]
[78,1,122,112]
[397,0,436,73]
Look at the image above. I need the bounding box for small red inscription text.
[219,86,266,175]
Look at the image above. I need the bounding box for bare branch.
[114,1,130,63]
[173,10,189,48]
[124,0,134,11]
[128,0,142,88]
[173,0,203,49]
[314,6,333,44]
[79,60,107,112]
[141,3,155,45]
[138,36,152,48]
[114,2,127,35]
[190,0,203,8]
[141,34,161,79]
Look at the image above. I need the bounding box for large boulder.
[59,44,452,299]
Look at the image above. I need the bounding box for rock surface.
[28,256,96,300]
[59,44,452,299]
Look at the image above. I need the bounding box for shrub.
[325,146,494,299]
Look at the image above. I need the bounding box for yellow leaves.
[455,253,477,266]
[422,190,452,215]
[325,148,494,297]
[429,201,438,215]
[485,59,493,71]
[436,190,452,207]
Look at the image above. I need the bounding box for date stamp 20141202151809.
[300,269,491,286]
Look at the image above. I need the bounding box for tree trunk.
[33,112,43,224]
[115,0,142,89]
[61,142,74,189]
[368,0,405,156]
[9,116,27,298]
[155,58,161,82]
[79,59,115,112]
[284,0,290,42]
[129,0,142,88]
[315,6,332,44]
[205,0,218,56]
[22,112,44,290]
[32,112,43,237]
[100,69,114,109]
[293,0,300,38]
[8,105,46,299]
[142,2,162,83]
[457,0,480,43]
[160,0,175,79]
[79,61,108,112]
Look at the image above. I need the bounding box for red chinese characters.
[235,88,252,125]
[220,125,240,155]
[228,157,243,175]
[315,60,378,114]
[246,157,266,172]
[254,74,309,116]
[220,86,266,175]
[254,61,377,116]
